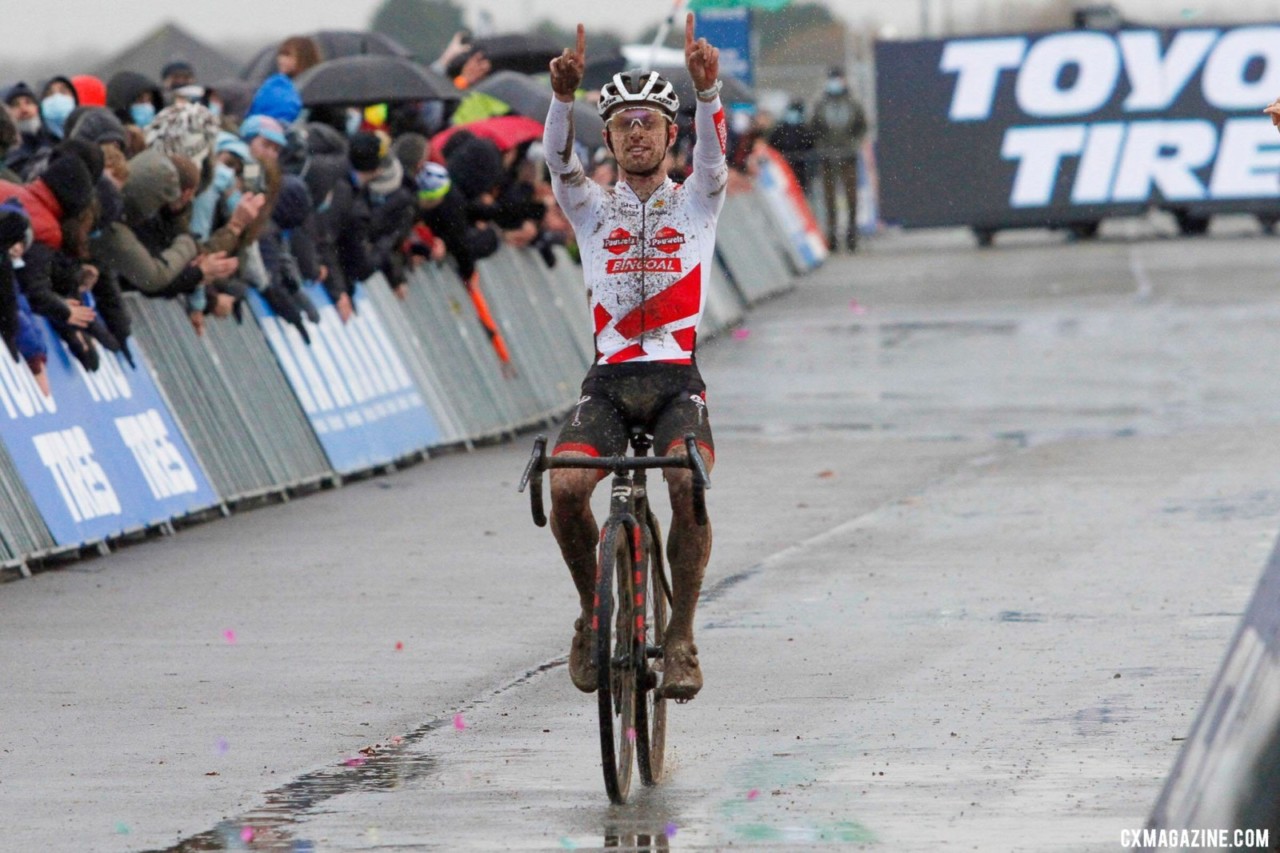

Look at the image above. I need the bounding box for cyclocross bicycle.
[519,428,710,804]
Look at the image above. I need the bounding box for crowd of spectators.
[0,34,584,393]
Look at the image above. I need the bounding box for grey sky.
[7,0,1280,61]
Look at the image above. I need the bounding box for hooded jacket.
[106,72,163,127]
[247,73,303,125]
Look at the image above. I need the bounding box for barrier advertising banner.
[875,24,1280,229]
[250,283,440,473]
[0,324,219,546]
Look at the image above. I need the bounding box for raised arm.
[544,24,602,225]
[685,14,728,209]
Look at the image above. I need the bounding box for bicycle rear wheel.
[596,520,637,804]
[636,509,669,786]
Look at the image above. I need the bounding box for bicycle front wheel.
[596,520,637,804]
[637,509,669,786]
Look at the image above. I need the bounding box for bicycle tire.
[596,519,637,804]
[636,509,669,786]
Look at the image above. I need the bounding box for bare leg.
[663,449,715,644]
[549,459,601,613]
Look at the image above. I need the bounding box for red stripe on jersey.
[604,342,648,363]
[673,326,697,353]
[593,303,613,335]
[713,108,727,155]
[613,264,701,341]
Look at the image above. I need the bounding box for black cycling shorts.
[554,362,714,462]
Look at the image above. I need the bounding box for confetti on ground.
[626,727,636,743]
[817,470,835,479]
[731,328,751,340]
[114,822,130,835]
[344,757,365,767]
[395,641,404,651]
[453,713,467,731]
[241,826,255,842]
[391,736,403,745]
[222,629,236,644]
[748,788,761,800]
[215,738,229,755]
[665,822,678,838]
[850,299,868,315]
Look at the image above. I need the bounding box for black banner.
[875,25,1280,228]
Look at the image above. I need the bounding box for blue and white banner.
[250,283,440,474]
[876,24,1280,228]
[695,9,754,88]
[0,323,218,546]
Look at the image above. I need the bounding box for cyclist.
[544,16,726,701]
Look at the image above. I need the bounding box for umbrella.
[295,55,459,107]
[240,30,412,83]
[474,71,604,147]
[468,33,562,76]
[430,115,546,161]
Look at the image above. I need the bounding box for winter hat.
[392,132,428,176]
[348,131,383,173]
[71,75,107,107]
[214,130,251,163]
[247,73,303,125]
[54,138,105,181]
[0,198,31,249]
[67,106,127,148]
[271,175,312,229]
[414,162,451,202]
[160,60,195,82]
[4,81,35,106]
[146,102,219,169]
[239,114,287,148]
[40,154,95,218]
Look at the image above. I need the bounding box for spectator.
[768,98,815,192]
[106,71,164,132]
[71,75,108,108]
[247,73,303,126]
[810,66,869,253]
[411,160,497,284]
[66,106,128,152]
[0,198,50,395]
[5,82,56,178]
[160,60,196,93]
[0,107,18,182]
[367,149,416,295]
[275,36,323,80]
[317,130,382,321]
[257,174,320,341]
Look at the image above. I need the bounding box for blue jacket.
[248,74,303,125]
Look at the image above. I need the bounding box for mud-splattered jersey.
[544,94,728,365]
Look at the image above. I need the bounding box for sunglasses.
[607,108,668,134]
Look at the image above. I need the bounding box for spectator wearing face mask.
[4,82,57,179]
[39,77,79,141]
[810,66,870,253]
[106,71,165,133]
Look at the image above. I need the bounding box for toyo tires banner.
[875,25,1280,229]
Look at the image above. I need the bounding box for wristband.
[696,79,722,101]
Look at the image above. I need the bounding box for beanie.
[414,162,451,201]
[40,154,94,218]
[53,138,105,181]
[4,81,35,106]
[146,102,219,169]
[71,75,107,107]
[348,131,382,173]
[393,132,428,176]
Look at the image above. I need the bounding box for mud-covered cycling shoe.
[569,616,598,692]
[657,640,701,702]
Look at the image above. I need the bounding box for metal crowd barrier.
[0,437,56,574]
[125,294,331,504]
[716,190,796,304]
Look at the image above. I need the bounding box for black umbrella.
[474,71,604,147]
[295,55,459,107]
[240,30,412,83]
[468,33,562,76]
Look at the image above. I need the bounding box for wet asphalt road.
[6,216,1280,851]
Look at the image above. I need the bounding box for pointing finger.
[576,23,585,62]
[686,12,695,51]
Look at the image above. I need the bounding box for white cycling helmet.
[598,70,680,121]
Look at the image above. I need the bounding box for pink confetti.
[850,299,868,315]
[626,727,636,743]
[240,826,254,842]
[453,714,467,731]
[664,822,678,838]
[394,641,404,651]
[731,328,751,340]
[344,757,365,767]
[214,738,229,755]
[222,629,236,644]
[390,736,403,745]
[747,788,760,800]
